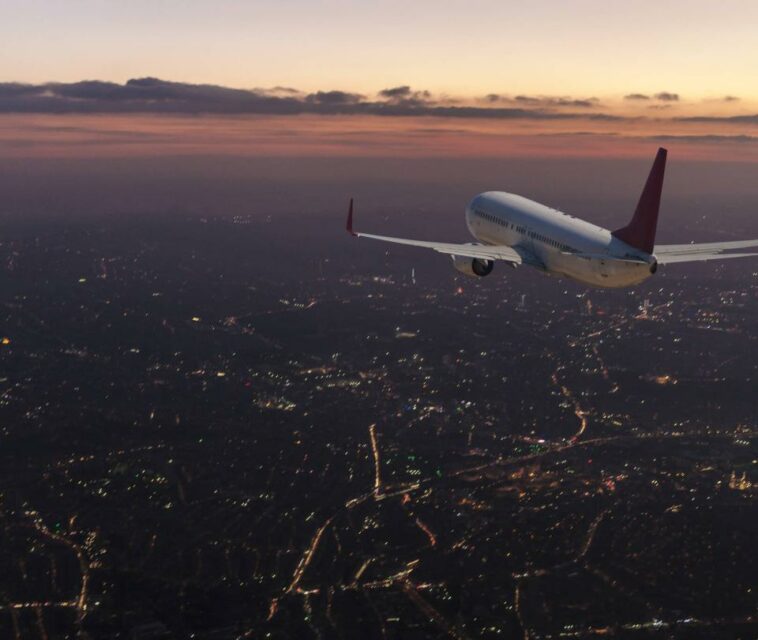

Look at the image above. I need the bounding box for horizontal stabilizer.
[655,238,758,264]
[657,251,758,265]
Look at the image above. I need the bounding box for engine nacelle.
[451,255,494,277]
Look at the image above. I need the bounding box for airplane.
[346,148,758,288]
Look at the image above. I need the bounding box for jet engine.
[451,255,494,277]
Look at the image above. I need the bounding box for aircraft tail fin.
[612,147,667,254]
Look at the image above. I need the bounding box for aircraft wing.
[655,239,758,265]
[346,199,525,265]
[351,232,525,264]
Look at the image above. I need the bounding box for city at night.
[2,1,758,638]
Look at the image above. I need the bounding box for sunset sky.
[2,0,758,160]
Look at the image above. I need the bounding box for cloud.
[484,94,599,108]
[653,92,679,101]
[379,85,413,99]
[377,85,433,107]
[0,78,625,121]
[268,86,300,95]
[0,82,47,98]
[515,95,598,108]
[305,90,364,105]
[647,134,758,143]
[0,78,308,114]
[378,85,431,100]
[700,95,741,104]
[676,114,758,124]
[625,92,681,102]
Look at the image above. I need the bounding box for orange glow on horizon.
[1,112,758,163]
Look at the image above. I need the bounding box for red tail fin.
[612,147,667,254]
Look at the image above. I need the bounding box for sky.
[3,0,758,99]
[2,0,758,160]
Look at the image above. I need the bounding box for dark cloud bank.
[0,77,621,120]
[2,79,754,131]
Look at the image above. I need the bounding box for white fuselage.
[466,192,657,288]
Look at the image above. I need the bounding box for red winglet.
[346,198,357,236]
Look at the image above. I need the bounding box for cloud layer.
[2,78,757,163]
[0,78,622,120]
[2,79,752,131]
